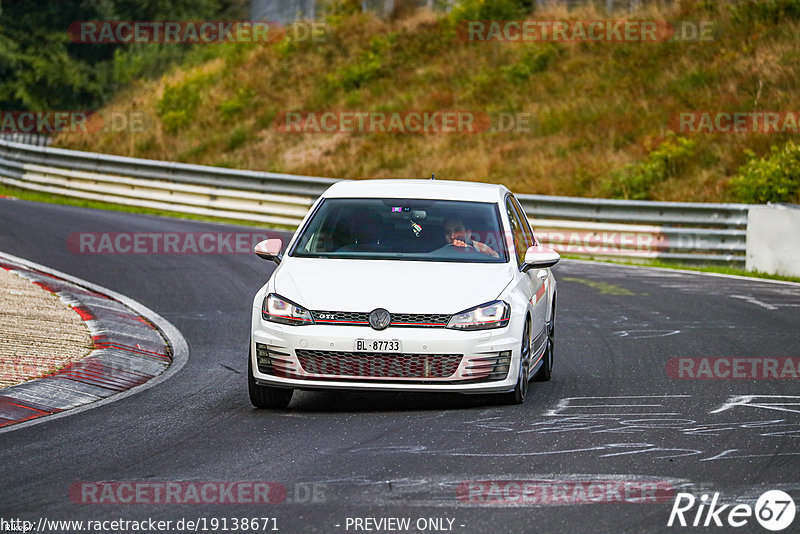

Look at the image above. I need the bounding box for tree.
[0,0,245,111]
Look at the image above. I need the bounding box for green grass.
[560,276,640,295]
[563,255,800,284]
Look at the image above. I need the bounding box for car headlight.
[446,300,510,331]
[262,293,314,326]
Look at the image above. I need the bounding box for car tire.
[534,307,555,382]
[248,348,293,409]
[501,320,531,405]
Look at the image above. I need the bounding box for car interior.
[295,200,505,259]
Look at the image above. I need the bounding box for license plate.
[354,339,402,352]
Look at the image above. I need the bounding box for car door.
[504,196,537,356]
[509,195,549,356]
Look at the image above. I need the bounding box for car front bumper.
[250,314,524,393]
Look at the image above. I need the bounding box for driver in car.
[443,214,499,258]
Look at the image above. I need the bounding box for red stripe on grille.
[391,322,445,326]
[315,320,369,325]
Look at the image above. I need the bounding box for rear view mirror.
[254,239,283,263]
[522,245,560,271]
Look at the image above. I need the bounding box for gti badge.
[369,308,391,330]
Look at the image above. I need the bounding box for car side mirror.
[254,238,283,264]
[521,245,560,272]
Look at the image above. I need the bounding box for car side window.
[511,196,536,247]
[505,197,527,266]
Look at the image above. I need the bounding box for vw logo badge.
[369,308,391,330]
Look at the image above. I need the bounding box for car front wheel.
[501,320,531,405]
[534,314,554,382]
[248,348,293,409]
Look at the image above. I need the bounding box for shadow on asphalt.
[252,388,551,413]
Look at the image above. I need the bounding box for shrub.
[328,33,397,91]
[501,45,561,82]
[156,72,212,132]
[323,0,363,19]
[605,136,697,200]
[112,44,188,86]
[450,0,533,23]
[729,0,800,25]
[227,127,249,151]
[219,88,255,119]
[731,142,800,204]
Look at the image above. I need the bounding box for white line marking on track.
[730,295,778,310]
[710,395,800,414]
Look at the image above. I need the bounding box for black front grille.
[391,313,451,327]
[296,350,462,378]
[311,311,450,328]
[311,311,369,325]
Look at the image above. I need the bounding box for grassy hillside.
[55,0,800,203]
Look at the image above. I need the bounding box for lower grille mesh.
[296,350,462,378]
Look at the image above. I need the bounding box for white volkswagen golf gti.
[249,179,559,408]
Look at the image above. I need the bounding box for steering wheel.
[443,242,480,253]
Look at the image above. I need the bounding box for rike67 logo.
[668,490,795,531]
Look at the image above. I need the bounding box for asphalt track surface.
[1,197,800,533]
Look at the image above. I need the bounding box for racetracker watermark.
[1,346,171,385]
[69,482,284,504]
[68,232,278,254]
[68,21,326,44]
[275,111,534,134]
[0,357,107,383]
[667,357,800,380]
[0,111,149,134]
[457,480,675,505]
[536,230,667,256]
[459,20,715,43]
[671,111,800,134]
[69,481,326,504]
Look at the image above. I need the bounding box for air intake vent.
[296,350,462,379]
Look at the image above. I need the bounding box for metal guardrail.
[516,194,750,266]
[0,138,749,266]
[0,139,336,227]
[0,133,52,147]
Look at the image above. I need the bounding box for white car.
[249,179,559,408]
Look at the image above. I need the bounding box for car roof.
[321,179,511,203]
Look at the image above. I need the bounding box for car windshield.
[291,198,509,263]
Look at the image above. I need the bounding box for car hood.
[273,258,515,314]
